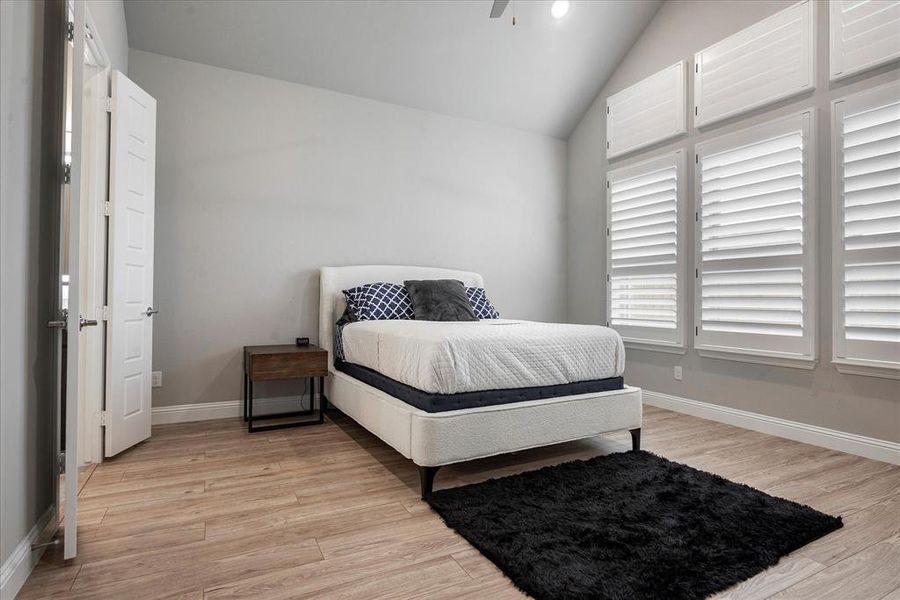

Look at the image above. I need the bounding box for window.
[832,83,900,378]
[830,0,900,81]
[606,151,685,350]
[694,111,815,367]
[607,62,686,159]
[694,1,814,128]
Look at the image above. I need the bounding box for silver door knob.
[79,316,98,330]
[146,306,159,317]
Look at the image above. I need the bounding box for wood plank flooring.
[19,406,900,599]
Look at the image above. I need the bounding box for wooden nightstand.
[242,344,328,433]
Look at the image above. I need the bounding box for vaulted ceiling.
[124,0,661,138]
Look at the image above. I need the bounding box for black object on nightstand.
[242,344,328,433]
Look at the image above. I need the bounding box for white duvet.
[340,319,625,395]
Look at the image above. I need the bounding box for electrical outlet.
[674,366,683,381]
[152,371,162,388]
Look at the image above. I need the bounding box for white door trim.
[77,2,111,467]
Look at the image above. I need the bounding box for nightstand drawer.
[249,352,328,381]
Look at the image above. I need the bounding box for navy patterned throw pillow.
[466,287,500,319]
[342,287,367,321]
[343,282,415,321]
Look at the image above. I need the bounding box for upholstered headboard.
[318,265,484,368]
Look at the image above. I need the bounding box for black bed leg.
[630,427,642,451]
[419,466,440,499]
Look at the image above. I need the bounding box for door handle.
[146,306,159,317]
[79,316,99,330]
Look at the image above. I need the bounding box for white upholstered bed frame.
[318,265,643,496]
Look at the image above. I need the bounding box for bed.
[318,265,643,497]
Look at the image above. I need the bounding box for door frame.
[78,5,111,466]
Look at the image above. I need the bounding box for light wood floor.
[19,405,900,600]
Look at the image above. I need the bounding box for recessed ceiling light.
[551,0,570,19]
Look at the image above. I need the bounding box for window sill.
[697,348,817,370]
[833,360,900,381]
[623,341,686,355]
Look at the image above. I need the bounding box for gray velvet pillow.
[404,279,477,322]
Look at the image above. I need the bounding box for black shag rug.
[427,450,841,600]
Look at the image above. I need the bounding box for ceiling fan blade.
[489,0,510,18]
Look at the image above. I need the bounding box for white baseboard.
[0,507,54,600]
[151,396,311,425]
[643,390,900,466]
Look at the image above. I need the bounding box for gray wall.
[0,0,52,568]
[128,50,567,409]
[87,0,128,73]
[1,0,128,571]
[567,0,900,442]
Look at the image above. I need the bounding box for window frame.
[831,81,900,379]
[693,110,817,369]
[606,150,686,352]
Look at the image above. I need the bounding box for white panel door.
[106,70,156,457]
[830,0,900,81]
[63,0,87,560]
[607,62,686,159]
[694,1,814,128]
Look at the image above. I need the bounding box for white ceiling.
[124,0,661,138]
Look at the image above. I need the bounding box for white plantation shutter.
[695,112,815,365]
[607,62,686,159]
[832,83,900,376]
[830,0,900,81]
[694,1,814,128]
[607,151,684,348]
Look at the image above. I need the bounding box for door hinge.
[99,411,109,426]
[606,106,610,115]
[695,154,699,164]
[101,305,110,321]
[106,97,112,113]
[695,63,699,73]
[606,141,610,149]
[66,21,74,42]
[63,163,71,184]
[103,201,111,216]
[57,452,66,474]
[695,268,699,278]
[695,211,699,222]
[695,326,699,336]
